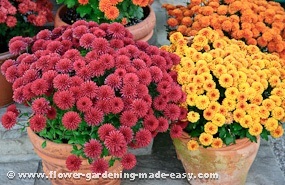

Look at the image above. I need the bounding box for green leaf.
[56,0,65,4]
[109,158,115,167]
[65,0,76,8]
[246,130,257,142]
[77,5,92,18]
[224,135,234,145]
[219,126,226,139]
[260,129,269,141]
[41,141,47,149]
[102,147,109,157]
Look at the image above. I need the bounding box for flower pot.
[27,127,123,185]
[173,131,260,185]
[54,5,156,42]
[0,52,15,107]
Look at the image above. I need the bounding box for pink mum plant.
[0,20,185,172]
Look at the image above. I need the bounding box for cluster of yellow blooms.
[161,27,285,150]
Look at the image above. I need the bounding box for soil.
[61,6,150,27]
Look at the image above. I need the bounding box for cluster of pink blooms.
[0,0,53,27]
[1,20,186,172]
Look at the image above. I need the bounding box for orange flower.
[217,5,228,15]
[255,22,266,32]
[177,25,187,35]
[99,0,112,12]
[191,21,201,31]
[167,18,179,27]
[104,6,119,20]
[211,138,223,148]
[275,41,285,53]
[243,29,253,40]
[221,20,232,32]
[199,16,210,27]
[251,28,260,38]
[121,17,128,25]
[241,22,252,30]
[109,0,120,5]
[201,6,214,16]
[257,37,268,48]
[267,41,276,53]
[132,0,148,7]
[183,10,193,17]
[246,38,257,46]
[262,31,273,42]
[171,8,183,17]
[181,17,193,27]
[78,0,89,5]
[228,1,242,14]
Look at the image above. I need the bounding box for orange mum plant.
[161,27,285,149]
[162,0,285,59]
[56,0,152,25]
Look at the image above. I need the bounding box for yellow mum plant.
[161,27,285,150]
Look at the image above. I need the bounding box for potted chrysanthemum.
[0,0,53,107]
[1,20,184,185]
[161,27,285,185]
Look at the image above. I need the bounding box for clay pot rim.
[177,131,260,151]
[0,51,15,65]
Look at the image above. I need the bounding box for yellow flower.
[246,104,260,116]
[204,122,218,135]
[186,94,197,106]
[187,140,199,151]
[203,108,215,120]
[237,71,247,84]
[271,88,285,98]
[185,83,197,94]
[219,74,233,88]
[180,57,195,70]
[213,39,227,49]
[208,101,220,113]
[236,101,248,110]
[271,107,285,120]
[169,32,184,44]
[240,115,253,128]
[251,82,264,94]
[245,87,257,100]
[264,118,278,131]
[237,92,248,102]
[202,53,213,62]
[201,72,213,81]
[225,112,234,124]
[199,132,213,146]
[212,113,226,127]
[250,95,263,105]
[259,106,270,119]
[195,95,210,110]
[213,64,227,77]
[177,71,190,85]
[262,99,276,111]
[193,75,205,87]
[185,47,197,58]
[222,98,236,111]
[260,79,268,90]
[197,66,210,75]
[219,106,228,116]
[196,86,205,95]
[269,75,281,87]
[211,138,223,148]
[233,109,246,122]
[187,111,200,123]
[225,87,239,100]
[269,95,282,107]
[249,123,263,136]
[203,80,216,91]
[193,35,208,47]
[192,52,203,62]
[270,125,284,138]
[206,89,220,101]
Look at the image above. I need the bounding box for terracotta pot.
[27,127,123,185]
[173,131,260,185]
[0,52,15,107]
[54,5,156,42]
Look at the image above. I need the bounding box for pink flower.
[94,99,111,114]
[1,59,14,75]
[97,85,115,100]
[123,73,139,86]
[146,45,160,56]
[115,55,131,69]
[47,107,57,120]
[6,104,19,116]
[152,55,167,70]
[157,81,172,95]
[170,124,182,139]
[110,39,124,49]
[77,66,93,80]
[62,29,73,41]
[120,84,137,98]
[98,54,115,70]
[109,97,124,114]
[35,55,51,72]
[31,79,49,96]
[13,86,25,103]
[1,111,17,130]
[176,121,188,129]
[17,63,30,76]
[162,72,173,83]
[36,30,52,40]
[76,97,93,113]
[119,110,138,127]
[179,107,188,121]
[114,68,127,77]
[149,66,163,82]
[22,83,34,101]
[104,74,122,90]
[88,60,105,77]
[5,65,18,83]
[66,155,82,172]
[107,22,126,39]
[62,111,81,130]
[55,58,73,73]
[12,78,24,91]
[53,90,75,110]
[91,38,110,54]
[79,33,96,49]
[119,126,133,143]
[135,129,152,148]
[164,104,181,121]
[104,130,127,157]
[91,158,108,174]
[70,76,84,87]
[169,53,181,65]
[135,41,149,51]
[157,117,169,132]
[84,139,102,158]
[136,69,152,86]
[131,99,149,118]
[132,59,146,70]
[73,25,88,39]
[29,114,46,132]
[121,153,137,170]
[73,59,86,71]
[91,28,107,38]
[9,40,27,55]
[63,49,81,62]
[153,96,167,111]
[143,115,159,131]
[98,123,116,141]
[70,86,82,100]
[84,107,104,126]
[31,98,50,115]
[80,81,98,99]
[46,41,64,54]
[136,84,149,98]
[137,52,152,67]
[22,69,38,84]
[21,54,37,64]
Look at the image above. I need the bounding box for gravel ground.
[269,127,285,177]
